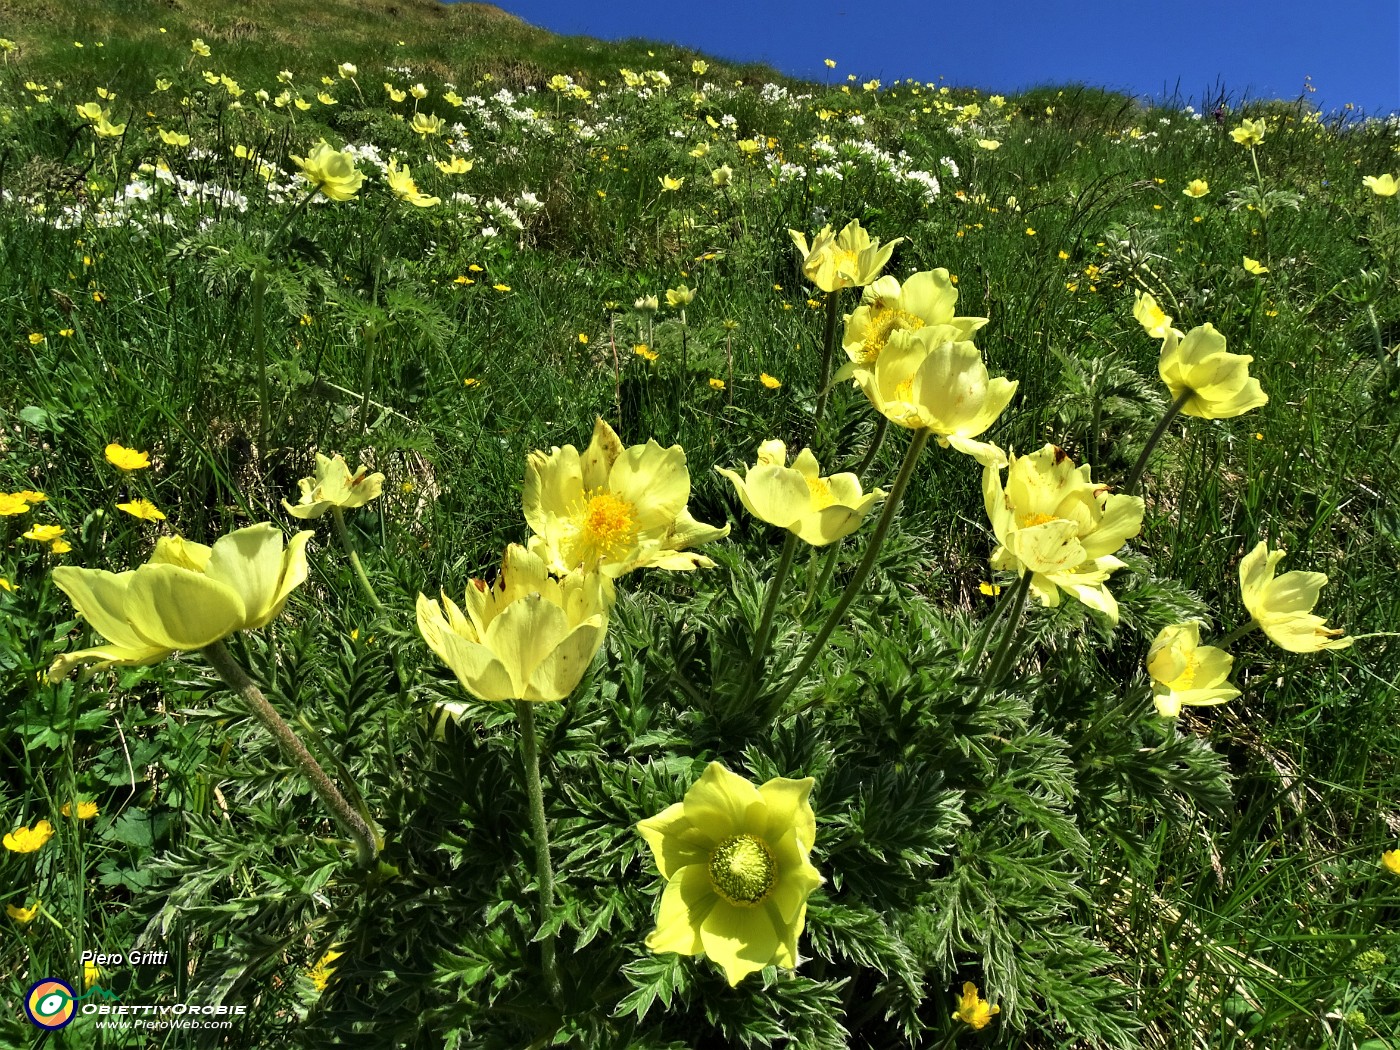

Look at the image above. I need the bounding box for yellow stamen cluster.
[579,489,637,558]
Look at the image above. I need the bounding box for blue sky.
[486,0,1399,117]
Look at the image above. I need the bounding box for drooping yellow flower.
[158,127,190,147]
[1382,850,1400,876]
[48,523,313,680]
[637,762,823,987]
[116,499,165,522]
[105,442,150,471]
[1146,623,1241,717]
[1238,541,1353,653]
[983,445,1145,623]
[283,453,385,519]
[1362,174,1398,197]
[4,820,54,853]
[788,219,902,293]
[839,268,989,387]
[6,900,40,924]
[1242,256,1269,276]
[61,800,99,820]
[864,326,1017,464]
[289,141,364,201]
[954,982,1001,1031]
[190,38,211,57]
[1230,117,1266,147]
[383,82,407,103]
[336,62,357,79]
[417,544,611,706]
[523,418,729,578]
[1158,323,1268,419]
[1183,178,1210,198]
[716,440,887,547]
[305,948,344,993]
[385,159,440,207]
[711,164,732,187]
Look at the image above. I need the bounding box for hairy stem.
[515,701,562,1004]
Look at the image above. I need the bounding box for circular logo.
[24,979,77,1030]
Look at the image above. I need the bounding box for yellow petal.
[124,564,245,649]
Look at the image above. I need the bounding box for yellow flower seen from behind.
[1146,623,1241,717]
[1230,117,1266,147]
[954,982,1000,1030]
[1242,256,1269,275]
[4,820,54,853]
[638,762,823,986]
[1362,174,1398,197]
[523,418,729,578]
[1158,322,1268,419]
[716,440,886,547]
[1239,541,1353,653]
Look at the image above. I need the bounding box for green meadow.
[1,1,1398,1046]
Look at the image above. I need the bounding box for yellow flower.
[634,295,659,313]
[1183,178,1210,198]
[0,577,15,592]
[1132,290,1181,341]
[294,97,312,111]
[4,820,54,853]
[61,800,99,819]
[983,445,1145,623]
[284,453,385,519]
[409,83,428,100]
[839,268,988,388]
[306,948,344,992]
[1230,117,1266,147]
[1242,256,1269,275]
[976,138,1001,150]
[6,900,40,924]
[316,92,338,106]
[84,961,100,989]
[523,418,729,578]
[759,373,781,389]
[385,159,440,207]
[824,58,836,68]
[1382,850,1400,876]
[708,377,725,390]
[158,128,190,147]
[659,174,685,191]
[1238,541,1353,653]
[384,82,407,102]
[788,219,902,293]
[410,112,443,136]
[691,59,708,75]
[289,141,364,201]
[28,331,44,344]
[190,38,211,57]
[1158,322,1268,419]
[50,539,72,555]
[637,762,823,986]
[116,499,165,522]
[634,345,659,362]
[337,62,357,79]
[1,492,34,515]
[979,581,1001,596]
[48,523,313,680]
[715,440,886,546]
[665,284,696,307]
[954,982,1001,1031]
[1146,623,1241,717]
[417,544,611,705]
[105,442,151,470]
[23,524,64,544]
[435,155,473,174]
[1362,174,1398,197]
[864,326,1017,463]
[711,164,732,187]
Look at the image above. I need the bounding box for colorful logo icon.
[24,978,77,1029]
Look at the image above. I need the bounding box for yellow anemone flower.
[1183,178,1210,198]
[436,155,473,174]
[1132,290,1182,341]
[954,982,1001,1030]
[788,219,902,293]
[1362,173,1398,197]
[665,284,696,307]
[838,268,989,388]
[48,523,312,680]
[6,900,40,924]
[715,440,887,546]
[659,174,685,191]
[523,418,729,578]
[983,445,1144,623]
[416,544,611,705]
[283,453,384,519]
[1382,850,1400,876]
[1146,623,1241,717]
[1158,323,1267,419]
[383,82,407,102]
[864,326,1017,464]
[637,761,823,986]
[385,159,440,207]
[4,820,54,853]
[1230,117,1266,147]
[289,141,364,201]
[1238,541,1353,653]
[410,112,443,136]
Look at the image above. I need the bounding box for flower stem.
[330,506,383,610]
[963,577,1020,674]
[972,569,1033,702]
[202,640,380,867]
[514,700,562,1004]
[800,542,842,616]
[773,428,930,721]
[811,291,843,444]
[1124,389,1193,497]
[854,414,889,478]
[740,530,800,704]
[251,267,269,463]
[1214,620,1259,649]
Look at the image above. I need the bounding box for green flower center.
[708,834,777,906]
